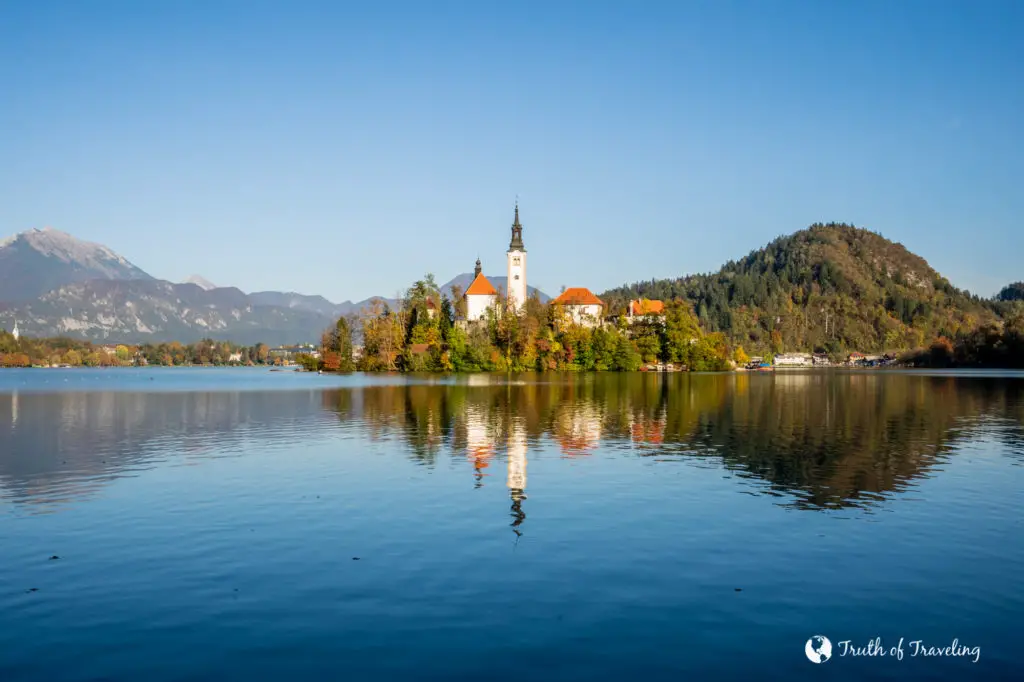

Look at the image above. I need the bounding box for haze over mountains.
[0,227,547,345]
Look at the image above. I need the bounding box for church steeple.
[508,202,525,252]
[506,201,527,311]
[474,257,482,278]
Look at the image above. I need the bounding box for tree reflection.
[320,373,1024,511]
[3,373,1021,515]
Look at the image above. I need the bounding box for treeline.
[0,333,278,368]
[905,312,1024,368]
[313,275,737,373]
[998,282,1024,303]
[602,223,1010,358]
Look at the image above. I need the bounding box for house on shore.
[269,344,319,362]
[774,352,813,367]
[551,288,604,328]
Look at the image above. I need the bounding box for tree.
[439,296,454,343]
[296,353,320,372]
[327,316,356,372]
[360,299,406,371]
[611,334,641,371]
[997,282,1024,302]
[115,345,132,365]
[734,346,750,365]
[662,300,701,363]
[450,284,467,320]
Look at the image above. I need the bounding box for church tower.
[506,202,527,310]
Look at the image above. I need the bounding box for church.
[463,204,528,320]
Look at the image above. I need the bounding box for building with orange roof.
[464,258,499,321]
[551,287,604,328]
[627,298,666,320]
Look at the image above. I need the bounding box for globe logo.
[805,635,832,663]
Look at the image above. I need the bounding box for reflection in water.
[3,373,1023,682]
[507,419,527,539]
[465,407,494,488]
[2,373,1023,516]
[324,373,1024,512]
[0,390,329,510]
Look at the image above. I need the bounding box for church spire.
[474,257,482,278]
[508,202,525,252]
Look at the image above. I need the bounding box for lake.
[1,368,1022,681]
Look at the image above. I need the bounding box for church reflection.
[457,394,530,538]
[506,419,528,538]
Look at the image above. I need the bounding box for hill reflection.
[1,373,1022,514]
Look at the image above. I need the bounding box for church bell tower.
[506,202,527,310]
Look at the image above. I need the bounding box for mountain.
[0,227,412,344]
[440,273,550,303]
[249,290,347,318]
[601,223,1000,354]
[1,279,337,346]
[0,227,340,344]
[0,227,152,302]
[184,274,217,290]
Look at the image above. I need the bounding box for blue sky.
[1,0,1021,302]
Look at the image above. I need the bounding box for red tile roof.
[465,273,498,296]
[630,299,665,316]
[552,287,604,306]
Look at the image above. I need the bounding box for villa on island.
[551,288,605,328]
[625,299,666,323]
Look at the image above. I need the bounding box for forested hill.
[601,223,1001,355]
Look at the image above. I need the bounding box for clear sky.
[1,0,1021,302]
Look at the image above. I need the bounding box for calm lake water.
[1,368,1022,681]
